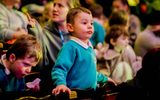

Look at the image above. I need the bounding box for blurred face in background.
[112,0,128,12]
[52,0,69,24]
[114,34,129,52]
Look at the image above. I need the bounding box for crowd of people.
[0,0,160,99]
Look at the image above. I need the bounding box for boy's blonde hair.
[6,34,42,63]
[67,7,92,24]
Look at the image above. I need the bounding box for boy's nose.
[88,24,93,29]
[26,67,32,73]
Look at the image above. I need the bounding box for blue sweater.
[0,64,25,92]
[51,38,108,90]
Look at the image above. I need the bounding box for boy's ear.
[9,53,16,63]
[110,39,116,46]
[67,23,74,32]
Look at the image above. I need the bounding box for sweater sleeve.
[0,8,14,40]
[97,71,108,84]
[51,44,76,86]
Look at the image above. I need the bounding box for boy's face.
[52,0,69,23]
[10,54,38,79]
[114,35,129,51]
[69,12,94,42]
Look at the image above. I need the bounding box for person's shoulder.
[0,3,7,14]
[62,40,82,51]
[63,40,77,47]
[93,20,103,27]
[0,63,6,81]
[0,63,4,70]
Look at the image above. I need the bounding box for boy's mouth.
[87,31,93,34]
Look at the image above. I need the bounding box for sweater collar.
[70,36,93,49]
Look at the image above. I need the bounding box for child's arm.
[96,71,116,85]
[52,84,71,95]
[51,44,76,95]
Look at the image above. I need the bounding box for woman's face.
[52,0,69,24]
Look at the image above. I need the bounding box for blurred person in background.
[134,8,160,58]
[112,0,141,48]
[116,48,160,100]
[88,3,106,48]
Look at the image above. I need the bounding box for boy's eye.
[82,22,87,24]
[23,63,30,67]
[91,22,93,25]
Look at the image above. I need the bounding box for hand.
[94,43,109,59]
[25,13,36,28]
[133,56,142,73]
[108,77,117,86]
[8,28,28,44]
[13,28,28,38]
[26,78,41,92]
[52,85,71,95]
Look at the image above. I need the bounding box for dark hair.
[137,48,160,88]
[142,48,160,71]
[6,34,42,62]
[109,10,129,26]
[88,4,103,19]
[105,25,128,49]
[146,9,160,25]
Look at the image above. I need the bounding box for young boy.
[0,34,42,92]
[51,7,114,95]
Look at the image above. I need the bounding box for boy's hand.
[108,77,117,86]
[94,43,109,59]
[52,85,71,95]
[26,78,41,92]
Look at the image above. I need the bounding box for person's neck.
[114,46,122,53]
[58,22,68,33]
[82,39,89,44]
[2,0,14,9]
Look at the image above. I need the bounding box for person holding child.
[51,7,115,96]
